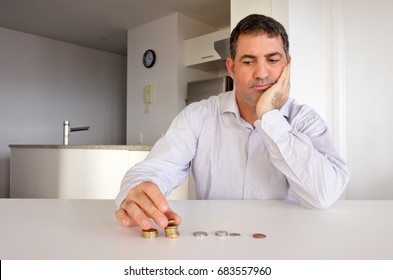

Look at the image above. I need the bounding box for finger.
[284,63,291,85]
[165,208,182,226]
[121,199,153,229]
[132,184,170,228]
[283,64,291,96]
[278,63,290,85]
[115,207,140,228]
[141,183,169,213]
[274,64,290,101]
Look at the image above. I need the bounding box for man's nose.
[253,62,270,80]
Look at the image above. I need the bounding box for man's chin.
[251,88,266,96]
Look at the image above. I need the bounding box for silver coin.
[229,233,241,237]
[215,230,228,237]
[193,231,208,238]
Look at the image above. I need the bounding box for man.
[115,14,350,230]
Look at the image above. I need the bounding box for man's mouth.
[251,83,273,91]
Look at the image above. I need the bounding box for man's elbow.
[304,190,345,210]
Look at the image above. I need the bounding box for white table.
[0,199,392,259]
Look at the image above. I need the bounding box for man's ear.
[226,58,235,78]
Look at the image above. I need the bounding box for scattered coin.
[193,231,208,238]
[215,230,228,237]
[229,233,241,237]
[252,233,266,239]
[141,228,158,238]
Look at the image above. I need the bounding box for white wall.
[231,0,273,29]
[288,0,331,124]
[127,13,219,145]
[0,27,127,198]
[288,0,393,199]
[344,0,393,199]
[282,0,393,199]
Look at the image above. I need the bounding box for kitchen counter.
[9,144,152,151]
[9,145,189,200]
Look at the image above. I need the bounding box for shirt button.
[287,155,295,163]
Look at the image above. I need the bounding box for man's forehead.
[237,32,284,45]
[236,33,285,54]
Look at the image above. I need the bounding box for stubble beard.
[247,78,274,103]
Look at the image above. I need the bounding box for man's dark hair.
[229,14,289,60]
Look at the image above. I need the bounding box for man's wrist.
[259,110,292,142]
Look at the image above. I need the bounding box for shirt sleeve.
[255,106,350,209]
[115,103,203,208]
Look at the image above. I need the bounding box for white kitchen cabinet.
[9,145,188,200]
[184,28,230,70]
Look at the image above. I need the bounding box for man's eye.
[242,60,253,65]
[268,59,279,64]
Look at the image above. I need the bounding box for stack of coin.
[164,219,179,239]
[141,228,158,238]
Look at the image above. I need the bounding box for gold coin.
[165,231,179,235]
[252,233,266,239]
[165,232,179,239]
[141,228,158,238]
[164,227,178,232]
[167,219,176,225]
[165,225,178,230]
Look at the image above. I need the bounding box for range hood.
[214,38,230,60]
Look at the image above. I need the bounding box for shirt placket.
[243,129,261,199]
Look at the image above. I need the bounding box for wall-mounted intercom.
[144,85,154,113]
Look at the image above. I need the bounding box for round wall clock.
[142,49,156,68]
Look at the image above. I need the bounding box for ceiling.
[0,0,230,56]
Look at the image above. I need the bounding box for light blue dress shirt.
[116,91,350,209]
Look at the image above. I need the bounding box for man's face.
[227,33,289,108]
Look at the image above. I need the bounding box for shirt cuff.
[255,109,292,143]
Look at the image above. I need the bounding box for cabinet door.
[184,28,229,67]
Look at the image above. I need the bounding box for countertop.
[1,199,392,260]
[9,144,152,151]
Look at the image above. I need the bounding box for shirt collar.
[221,90,239,115]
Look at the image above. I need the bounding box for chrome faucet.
[63,121,90,145]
